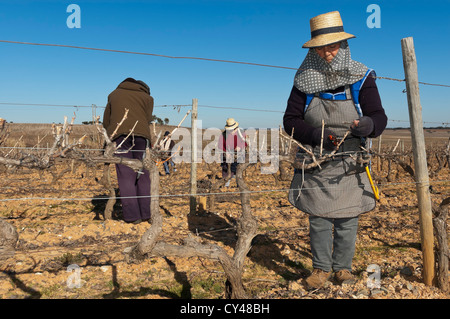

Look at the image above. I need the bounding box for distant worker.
[218,118,247,187]
[158,130,176,175]
[103,77,154,224]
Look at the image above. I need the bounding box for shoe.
[224,180,231,187]
[334,269,355,285]
[304,268,331,289]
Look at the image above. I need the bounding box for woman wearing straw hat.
[283,11,387,289]
[218,118,247,187]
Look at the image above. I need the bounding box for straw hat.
[225,118,239,130]
[302,11,355,48]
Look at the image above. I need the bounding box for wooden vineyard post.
[190,98,198,214]
[377,134,382,172]
[401,37,435,286]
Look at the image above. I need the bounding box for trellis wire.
[0,39,449,87]
[0,40,448,211]
[0,101,448,127]
[0,179,448,203]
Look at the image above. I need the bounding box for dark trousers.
[114,135,151,222]
[221,154,238,179]
[221,161,237,179]
[163,159,175,175]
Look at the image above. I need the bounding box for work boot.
[304,268,331,289]
[334,269,355,285]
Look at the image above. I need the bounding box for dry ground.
[0,126,448,299]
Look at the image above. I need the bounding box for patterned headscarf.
[294,41,368,94]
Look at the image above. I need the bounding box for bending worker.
[103,77,154,224]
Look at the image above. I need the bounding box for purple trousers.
[114,135,151,222]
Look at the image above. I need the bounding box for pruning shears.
[365,164,380,200]
[328,135,340,146]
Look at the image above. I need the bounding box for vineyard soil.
[0,126,448,299]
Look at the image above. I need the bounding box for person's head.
[314,42,341,63]
[302,11,355,63]
[225,118,239,132]
[164,131,170,136]
[121,78,150,94]
[136,80,150,94]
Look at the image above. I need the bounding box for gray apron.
[288,86,376,218]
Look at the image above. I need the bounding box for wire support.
[0,179,448,203]
[0,40,449,88]
[0,101,448,126]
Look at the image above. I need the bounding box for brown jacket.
[103,78,154,141]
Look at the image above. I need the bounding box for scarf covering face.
[294,41,368,94]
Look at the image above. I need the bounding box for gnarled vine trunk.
[124,159,258,299]
[0,218,18,261]
[432,197,449,292]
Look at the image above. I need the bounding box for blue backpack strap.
[350,68,375,149]
[304,68,375,115]
[349,68,375,117]
[304,94,314,112]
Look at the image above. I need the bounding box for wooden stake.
[377,134,382,172]
[401,37,435,286]
[190,98,198,214]
[320,119,324,157]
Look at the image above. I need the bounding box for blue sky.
[0,0,449,129]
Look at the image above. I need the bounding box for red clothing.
[218,129,247,152]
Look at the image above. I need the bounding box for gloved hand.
[350,116,374,137]
[312,128,337,151]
